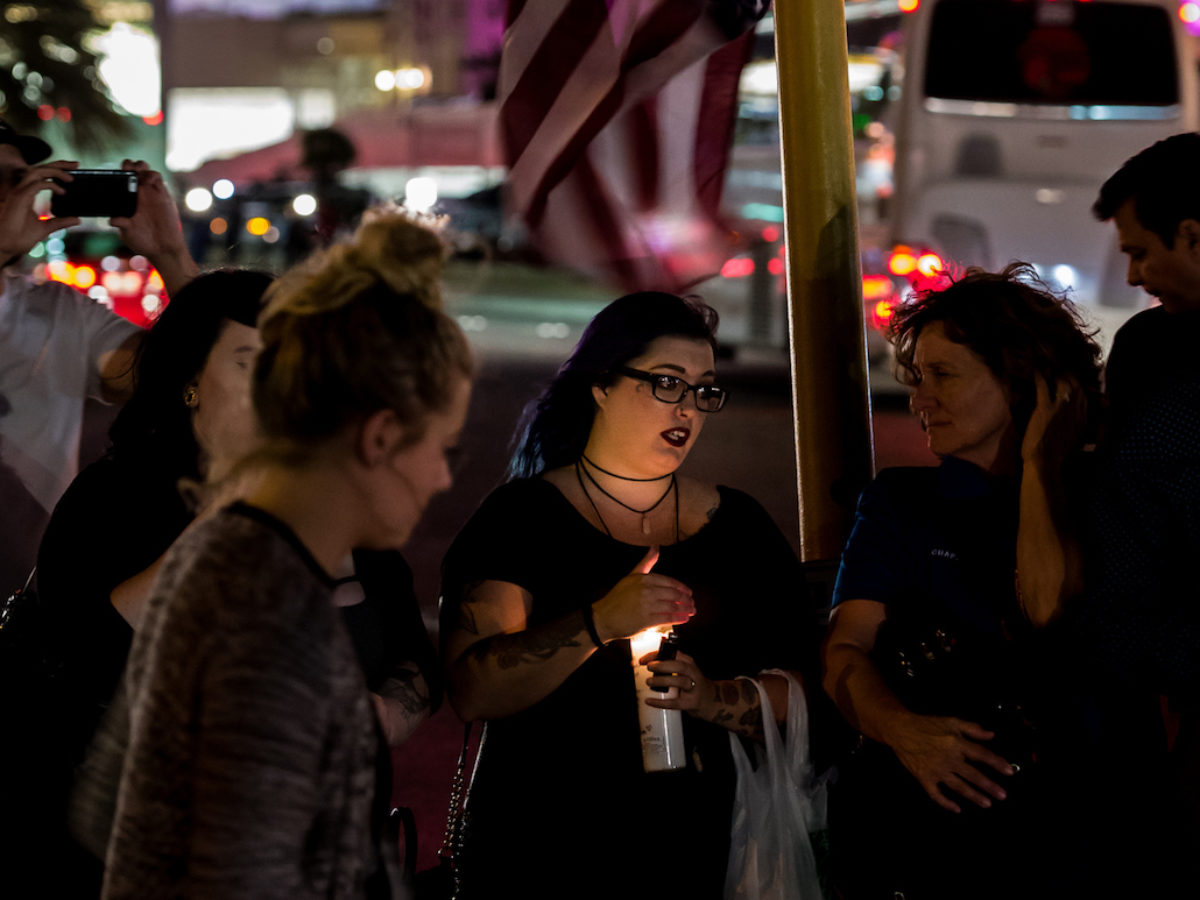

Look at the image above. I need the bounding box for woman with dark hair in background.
[440,291,813,898]
[26,261,440,893]
[822,263,1106,899]
[74,211,472,897]
[4,269,270,894]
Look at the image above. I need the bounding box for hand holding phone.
[50,169,138,218]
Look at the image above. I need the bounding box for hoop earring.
[184,386,199,408]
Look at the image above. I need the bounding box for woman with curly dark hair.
[821,263,1105,899]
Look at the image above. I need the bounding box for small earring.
[184,386,198,408]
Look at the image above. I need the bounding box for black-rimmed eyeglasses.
[614,367,728,412]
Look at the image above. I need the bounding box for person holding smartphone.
[0,119,198,594]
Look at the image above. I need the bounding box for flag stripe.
[503,0,710,217]
[693,31,753,218]
[500,0,610,169]
[499,0,768,291]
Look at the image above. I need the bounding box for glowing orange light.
[246,216,271,236]
[720,257,755,278]
[56,107,71,122]
[862,274,894,301]
[46,259,70,282]
[1180,2,1200,24]
[209,217,228,236]
[767,258,784,276]
[898,0,919,12]
[874,300,896,322]
[70,264,96,289]
[761,226,780,243]
[888,249,917,277]
[142,110,164,126]
[916,252,945,278]
[146,270,164,291]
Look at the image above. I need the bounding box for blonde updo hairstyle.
[253,209,471,459]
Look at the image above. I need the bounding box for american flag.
[499,0,770,292]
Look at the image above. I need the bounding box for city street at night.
[6,0,1197,894]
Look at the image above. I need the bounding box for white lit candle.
[630,626,686,772]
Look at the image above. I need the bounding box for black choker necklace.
[581,453,672,483]
[576,461,676,536]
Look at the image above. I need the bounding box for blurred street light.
[374,66,430,94]
[293,193,318,216]
[184,187,213,213]
[404,176,438,213]
[395,67,426,90]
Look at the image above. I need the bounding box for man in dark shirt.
[1088,131,1200,871]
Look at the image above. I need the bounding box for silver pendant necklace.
[575,460,676,536]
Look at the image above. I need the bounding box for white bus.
[884,0,1198,351]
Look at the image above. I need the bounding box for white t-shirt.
[0,271,141,513]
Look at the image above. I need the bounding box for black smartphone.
[50,169,138,218]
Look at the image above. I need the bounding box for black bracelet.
[581,603,605,649]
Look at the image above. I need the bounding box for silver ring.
[688,678,696,691]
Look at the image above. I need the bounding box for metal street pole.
[773,0,875,573]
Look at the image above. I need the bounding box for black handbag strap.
[0,565,37,632]
[438,721,474,859]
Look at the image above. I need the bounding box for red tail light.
[46,260,71,284]
[70,264,98,290]
[721,258,755,278]
[862,274,894,301]
[916,252,944,278]
[872,300,897,330]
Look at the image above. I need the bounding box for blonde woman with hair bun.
[86,210,472,899]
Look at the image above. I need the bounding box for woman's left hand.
[1021,372,1087,467]
[641,650,711,713]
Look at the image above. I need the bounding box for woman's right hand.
[591,547,694,642]
[886,712,1015,814]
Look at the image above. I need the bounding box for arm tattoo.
[708,678,765,740]
[467,611,584,670]
[739,679,758,705]
[739,706,764,737]
[377,666,430,716]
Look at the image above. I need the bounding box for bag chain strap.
[437,721,474,898]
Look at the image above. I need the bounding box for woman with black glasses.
[440,291,812,898]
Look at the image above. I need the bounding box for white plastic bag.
[724,669,826,900]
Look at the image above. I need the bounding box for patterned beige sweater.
[74,503,392,899]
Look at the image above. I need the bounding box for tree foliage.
[0,1,131,153]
